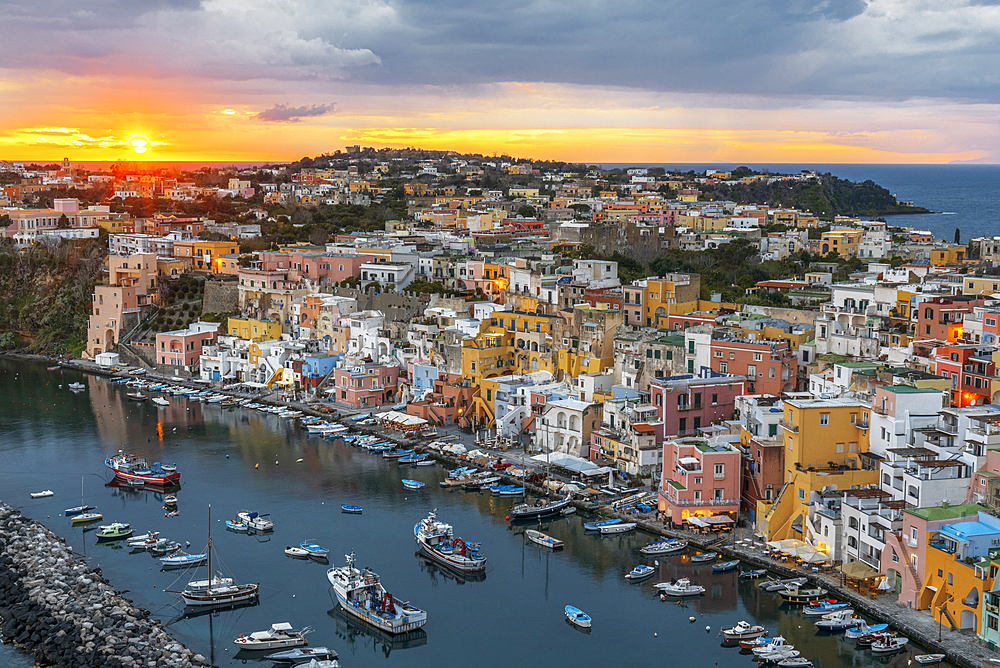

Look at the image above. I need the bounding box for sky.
[2,0,1000,163]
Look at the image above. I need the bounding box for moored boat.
[401,479,425,490]
[126,392,147,402]
[870,636,908,654]
[234,622,312,650]
[160,552,208,569]
[30,490,54,499]
[71,512,102,525]
[760,577,807,592]
[721,620,767,641]
[285,546,309,558]
[414,510,487,572]
[64,505,95,516]
[583,518,621,531]
[814,609,859,631]
[526,529,563,549]
[68,382,85,390]
[914,654,946,664]
[96,523,133,541]
[510,496,573,520]
[690,551,718,563]
[105,452,180,486]
[655,578,705,597]
[739,569,768,579]
[270,647,338,664]
[713,560,739,572]
[802,601,849,616]
[599,521,636,534]
[640,538,687,555]
[779,584,828,603]
[564,605,591,629]
[237,511,273,532]
[300,541,329,557]
[625,565,655,580]
[341,504,363,514]
[752,637,793,656]
[225,520,248,533]
[844,621,887,639]
[776,659,812,668]
[327,551,427,634]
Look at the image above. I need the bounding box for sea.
[0,360,934,667]
[599,163,1000,243]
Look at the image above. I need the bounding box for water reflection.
[327,604,428,657]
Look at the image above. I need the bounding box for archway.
[886,569,902,594]
[960,609,977,632]
[103,329,115,353]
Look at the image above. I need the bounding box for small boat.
[690,552,718,563]
[640,539,687,555]
[489,484,525,497]
[151,397,170,407]
[64,505,95,516]
[46,365,60,370]
[96,523,133,541]
[163,495,177,506]
[776,658,812,668]
[68,382,85,390]
[625,565,655,581]
[583,518,621,531]
[741,636,779,649]
[779,585,829,603]
[225,520,248,533]
[655,578,705,597]
[71,512,102,525]
[30,490,54,499]
[564,605,591,629]
[814,610,859,631]
[845,621,888,639]
[526,529,563,549]
[160,552,208,569]
[510,496,572,520]
[164,510,179,518]
[270,647,338,663]
[184,575,235,591]
[126,392,147,402]
[740,569,768,580]
[870,636,908,654]
[752,638,793,656]
[341,504,363,514]
[285,546,310,558]
[914,654,946,664]
[760,577,807,592]
[105,452,180,486]
[234,622,313,650]
[759,649,801,664]
[803,601,849,616]
[237,511,273,532]
[401,479,425,490]
[300,541,330,557]
[599,522,636,534]
[713,560,739,573]
[721,620,767,641]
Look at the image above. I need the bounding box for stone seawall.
[0,503,207,668]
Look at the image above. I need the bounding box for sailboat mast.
[207,505,212,594]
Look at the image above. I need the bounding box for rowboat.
[625,565,655,580]
[914,654,946,664]
[776,659,811,668]
[341,504,363,514]
[690,552,718,563]
[564,605,591,629]
[721,620,767,641]
[599,522,635,534]
[401,480,425,490]
[526,529,563,549]
[740,569,768,579]
[160,552,208,569]
[712,560,740,573]
[583,518,621,531]
[30,490,54,499]
[285,546,309,558]
[640,539,687,555]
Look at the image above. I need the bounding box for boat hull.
[333,587,426,635]
[182,584,259,607]
[106,464,180,486]
[510,498,572,520]
[416,539,487,572]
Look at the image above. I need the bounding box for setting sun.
[129,137,149,154]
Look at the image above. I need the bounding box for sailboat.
[168,505,259,607]
[65,476,96,516]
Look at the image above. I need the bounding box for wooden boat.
[300,541,329,557]
[163,495,178,506]
[690,552,718,563]
[126,392,147,402]
[341,504,363,514]
[713,560,740,573]
[401,479,425,490]
[856,631,896,647]
[641,539,687,555]
[870,636,908,654]
[844,621,887,639]
[30,490,54,499]
[285,546,309,558]
[71,512,102,525]
[564,605,591,629]
[655,578,705,597]
[779,585,828,603]
[914,654,946,664]
[802,601,849,616]
[583,518,621,531]
[625,565,655,580]
[489,484,525,497]
[526,529,563,549]
[160,552,208,569]
[599,522,636,534]
[776,658,812,667]
[105,452,180,486]
[270,647,338,663]
[96,522,133,541]
[234,622,313,650]
[721,620,767,641]
[739,569,768,579]
[414,511,487,573]
[510,496,573,520]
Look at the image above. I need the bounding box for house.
[660,436,741,527]
[535,398,602,458]
[156,322,220,371]
[330,359,399,408]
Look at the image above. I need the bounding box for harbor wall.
[0,502,208,668]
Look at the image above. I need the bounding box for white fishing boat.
[30,490,54,499]
[814,609,859,631]
[184,575,235,591]
[285,546,310,558]
[327,551,427,634]
[721,620,768,641]
[237,510,274,532]
[233,622,313,650]
[173,507,259,606]
[526,529,563,549]
[914,654,946,664]
[752,638,793,656]
[414,510,487,572]
[655,578,705,597]
[640,538,687,555]
[625,565,655,580]
[599,522,636,534]
[871,636,908,654]
[564,605,591,628]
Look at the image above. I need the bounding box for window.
[824,526,829,537]
[753,352,762,361]
[848,536,857,548]
[666,351,673,360]
[694,477,702,485]
[714,351,723,358]
[820,413,829,426]
[719,362,728,373]
[729,352,735,360]
[798,488,804,500]
[910,527,918,546]
[849,442,857,453]
[849,517,859,529]
[990,616,999,632]
[892,548,899,563]
[712,394,718,405]
[693,490,701,501]
[646,349,652,358]
[679,418,686,433]
[654,350,661,359]
[850,413,857,424]
[747,364,756,378]
[836,443,844,453]
[714,463,724,476]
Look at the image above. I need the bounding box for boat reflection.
[167,597,259,623]
[327,604,428,657]
[414,551,487,584]
[105,478,182,495]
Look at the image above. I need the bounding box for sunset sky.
[2,0,999,163]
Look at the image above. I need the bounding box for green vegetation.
[404,279,464,297]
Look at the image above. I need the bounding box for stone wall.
[201,281,238,315]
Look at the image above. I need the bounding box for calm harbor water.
[0,358,928,667]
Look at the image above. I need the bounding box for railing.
[779,419,798,433]
[673,497,739,507]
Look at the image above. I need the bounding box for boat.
[739,569,768,580]
[96,522,133,541]
[234,622,313,650]
[914,654,946,664]
[564,605,591,629]
[68,382,85,390]
[71,512,102,525]
[30,490,54,499]
[489,484,525,497]
[752,638,793,656]
[174,508,259,606]
[414,459,437,467]
[126,392,147,402]
[844,621,888,639]
[398,453,427,464]
[414,510,487,572]
[713,560,740,572]
[599,522,636,534]
[814,610,859,631]
[776,658,812,668]
[779,585,828,603]
[300,541,330,558]
[184,575,235,591]
[270,647,339,663]
[640,539,687,555]
[151,397,170,407]
[327,551,427,634]
[462,474,501,490]
[64,505,95,516]
[126,531,159,548]
[802,601,849,616]
[342,504,363,514]
[382,448,413,460]
[237,511,273,532]
[105,452,181,486]
[225,520,248,533]
[164,510,180,518]
[286,546,310,558]
[163,495,178,506]
[160,552,208,569]
[760,577,807,592]
[690,552,718,563]
[526,529,563,549]
[46,365,60,370]
[625,565,655,580]
[741,636,779,649]
[721,620,767,641]
[401,480,425,490]
[758,649,801,664]
[509,496,573,520]
[583,518,621,531]
[655,578,705,597]
[871,636,908,654]
[148,540,182,557]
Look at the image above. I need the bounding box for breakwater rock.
[0,503,208,668]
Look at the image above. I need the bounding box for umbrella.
[878,577,892,591]
[801,551,828,564]
[839,560,880,580]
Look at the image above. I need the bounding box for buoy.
[689,616,696,622]
[654,633,657,637]
[705,626,710,632]
[275,460,279,465]
[296,458,303,463]
[226,455,229,458]
[255,463,259,469]
[292,594,295,598]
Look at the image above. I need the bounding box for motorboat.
[382,448,414,460]
[126,392,147,402]
[760,577,807,592]
[870,636,908,654]
[489,484,525,497]
[758,649,801,664]
[564,605,591,629]
[752,637,793,656]
[740,569,768,580]
[462,474,502,490]
[776,659,812,668]
[237,511,273,532]
[655,578,705,597]
[401,479,425,490]
[721,620,767,641]
[225,520,248,533]
[398,453,427,464]
[105,452,180,486]
[741,636,779,649]
[779,585,828,603]
[414,510,487,572]
[341,504,363,514]
[127,532,160,549]
[640,539,687,555]
[625,565,655,581]
[234,622,313,650]
[30,490,54,499]
[96,523,133,541]
[857,631,896,647]
[68,382,85,390]
[814,610,859,631]
[526,529,563,549]
[160,552,208,569]
[64,505,95,516]
[151,397,170,407]
[270,647,338,663]
[914,654,946,664]
[71,512,103,525]
[844,621,887,639]
[712,560,740,573]
[327,551,427,634]
[690,552,718,563]
[510,496,573,520]
[300,541,330,558]
[148,540,182,556]
[285,546,310,558]
[803,601,850,616]
[599,522,636,535]
[583,518,621,531]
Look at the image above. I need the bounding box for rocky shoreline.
[0,502,208,668]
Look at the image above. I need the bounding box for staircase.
[895,536,922,589]
[940,605,959,630]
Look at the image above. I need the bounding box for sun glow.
[129,136,149,154]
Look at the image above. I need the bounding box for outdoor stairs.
[941,605,959,631]
[897,538,922,588]
[315,366,338,395]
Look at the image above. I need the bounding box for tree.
[56,214,70,229]
[0,215,12,229]
[715,239,759,285]
[516,204,536,218]
[308,227,328,246]
[955,227,961,244]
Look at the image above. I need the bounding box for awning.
[679,456,700,465]
[839,560,880,579]
[688,516,709,527]
[704,515,735,525]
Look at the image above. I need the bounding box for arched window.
[848,517,859,529]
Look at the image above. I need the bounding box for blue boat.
[300,541,330,557]
[625,565,655,580]
[690,552,718,563]
[398,454,427,464]
[402,480,425,490]
[159,552,208,569]
[341,504,363,514]
[490,484,525,497]
[583,518,622,531]
[712,560,740,573]
[564,605,592,629]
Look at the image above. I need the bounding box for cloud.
[253,103,336,122]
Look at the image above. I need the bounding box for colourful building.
[819,229,863,258]
[331,360,399,408]
[660,437,742,525]
[155,322,220,371]
[227,317,281,342]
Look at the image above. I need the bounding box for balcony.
[779,419,798,433]
[677,403,703,412]
[673,497,739,508]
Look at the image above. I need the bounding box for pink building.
[257,251,373,285]
[331,359,399,408]
[659,436,741,526]
[648,370,745,438]
[155,322,220,371]
[87,284,140,358]
[710,336,798,395]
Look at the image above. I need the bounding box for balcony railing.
[779,419,798,433]
[673,497,739,507]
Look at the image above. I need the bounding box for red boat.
[105,452,180,486]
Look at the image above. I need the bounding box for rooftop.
[905,503,986,522]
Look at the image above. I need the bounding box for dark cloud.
[253,103,337,122]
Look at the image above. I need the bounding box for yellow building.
[97,218,130,234]
[643,276,702,327]
[461,326,515,386]
[227,317,281,342]
[508,188,540,199]
[820,229,863,258]
[929,244,967,265]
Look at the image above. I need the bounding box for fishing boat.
[489,484,525,497]
[690,552,718,563]
[71,512,102,525]
[814,609,859,631]
[30,490,54,499]
[599,521,636,534]
[655,578,705,597]
[234,622,313,650]
[225,520,248,533]
[752,638,793,656]
[870,636,908,654]
[160,552,208,569]
[640,538,687,555]
[414,459,436,467]
[856,631,897,647]
[583,518,621,531]
[300,541,330,558]
[526,529,563,549]
[398,453,427,464]
[758,649,801,664]
[151,397,170,407]
[914,654,946,664]
[510,496,573,520]
[382,448,413,460]
[148,540,181,556]
[68,382,85,390]
[741,636,779,649]
[802,601,849,616]
[96,523,133,541]
[401,480,425,490]
[237,511,273,532]
[844,621,888,639]
[105,452,181,486]
[327,551,427,634]
[127,531,159,548]
[779,584,828,603]
[760,577,807,592]
[721,620,767,641]
[462,474,501,490]
[713,560,740,572]
[776,659,812,668]
[341,504,363,514]
[414,510,487,572]
[285,546,309,558]
[270,647,339,664]
[739,569,768,580]
[126,392,147,402]
[625,565,655,580]
[564,605,591,629]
